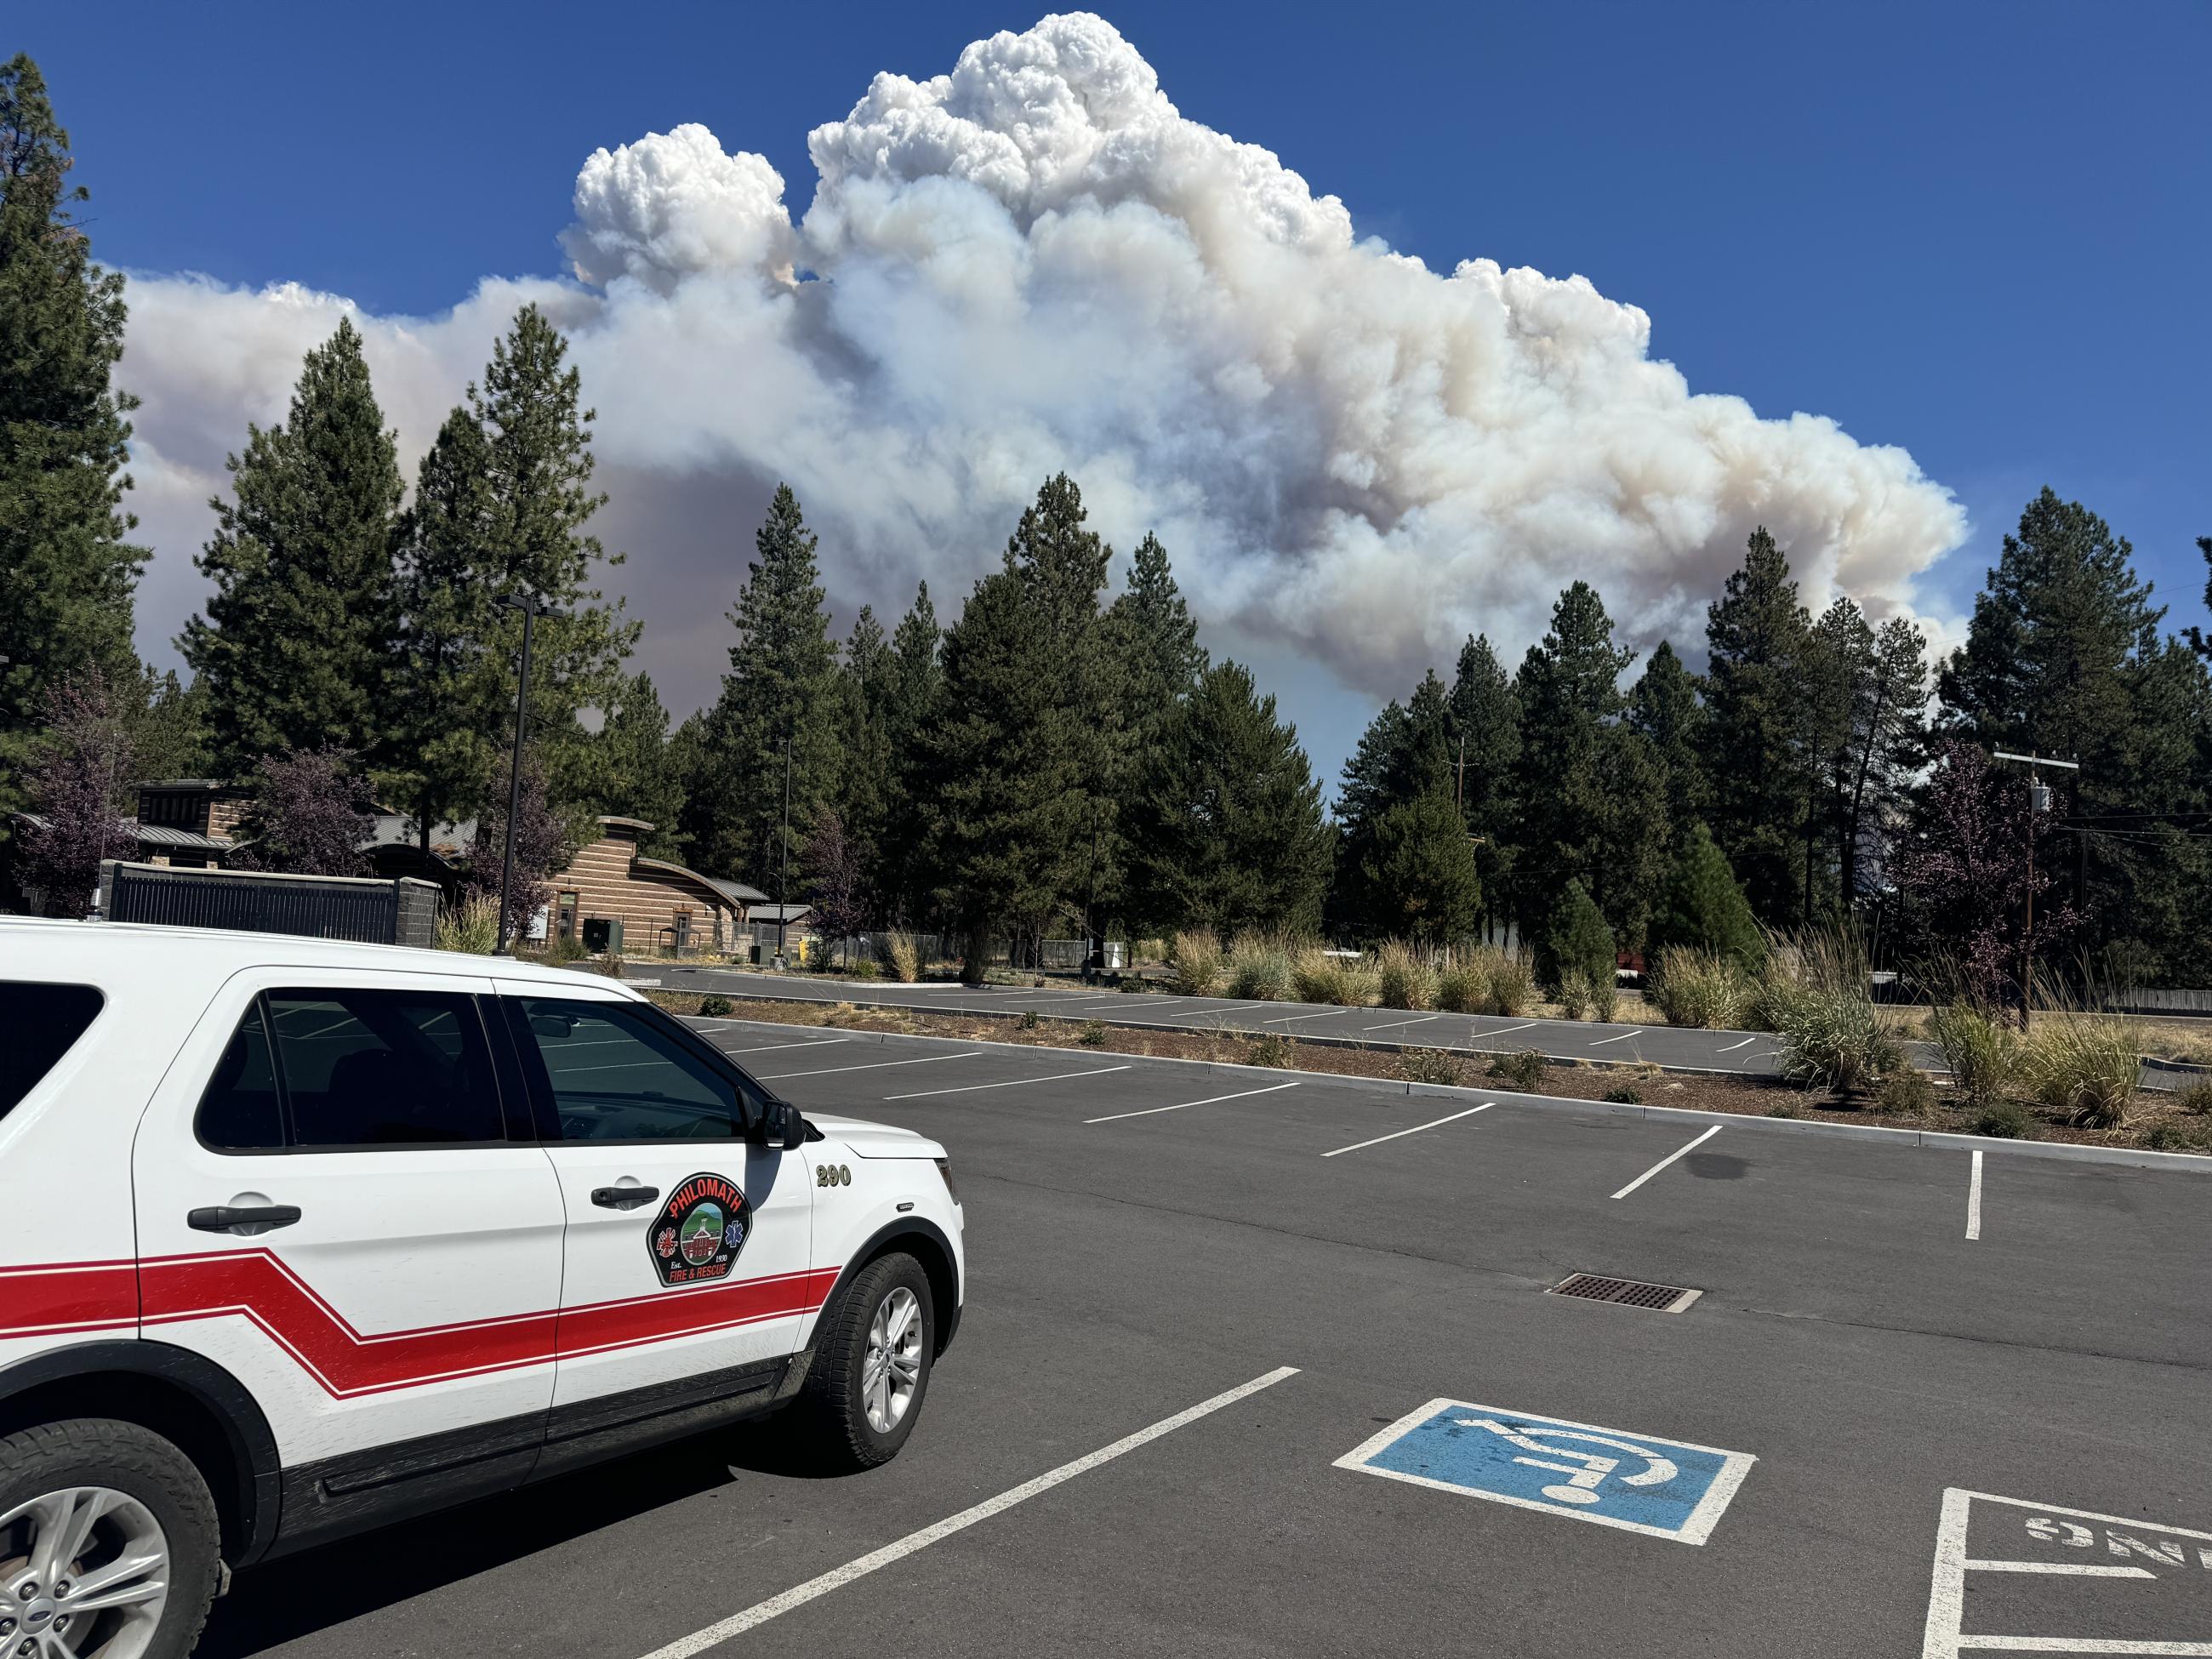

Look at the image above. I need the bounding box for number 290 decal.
[816,1164,852,1188]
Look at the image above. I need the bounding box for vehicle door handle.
[187,1205,302,1233]
[591,1185,659,1210]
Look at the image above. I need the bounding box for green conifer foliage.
[0,55,146,810]
[1650,823,1763,966]
[1449,633,1520,932]
[1701,527,1814,926]
[182,317,403,776]
[1543,878,1616,991]
[1361,787,1481,944]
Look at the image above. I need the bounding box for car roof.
[0,916,646,1001]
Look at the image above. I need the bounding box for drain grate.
[1548,1273,1702,1314]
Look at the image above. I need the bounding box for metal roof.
[707,877,772,905]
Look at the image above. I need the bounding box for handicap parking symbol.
[1336,1400,1757,1544]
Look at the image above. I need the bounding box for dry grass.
[1167,929,1223,996]
[1225,930,1296,1001]
[1376,939,1437,1011]
[1646,947,1749,1029]
[2021,1011,2141,1129]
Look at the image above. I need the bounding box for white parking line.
[1263,1008,1358,1024]
[753,1050,984,1081]
[633,1365,1302,1659]
[886,1064,1132,1101]
[1587,1028,1645,1047]
[1966,1149,1983,1240]
[1321,1104,1492,1158]
[1468,1020,1540,1042]
[1611,1124,1723,1199]
[1362,1014,1440,1033]
[711,1037,855,1056]
[1086,1080,1303,1123]
[1714,1036,1758,1053]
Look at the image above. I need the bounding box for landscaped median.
[647,989,2212,1159]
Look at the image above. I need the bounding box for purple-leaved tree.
[802,803,868,949]
[20,670,136,915]
[468,755,567,945]
[236,746,374,876]
[1890,738,2077,1006]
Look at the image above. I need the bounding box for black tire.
[0,1417,221,1659]
[796,1253,935,1471]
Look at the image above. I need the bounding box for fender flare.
[814,1217,963,1356]
[0,1340,284,1565]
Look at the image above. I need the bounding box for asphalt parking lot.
[201,1018,2212,1659]
[662,965,1793,1076]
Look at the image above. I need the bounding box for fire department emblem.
[647,1173,750,1286]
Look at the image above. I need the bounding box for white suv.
[0,918,964,1659]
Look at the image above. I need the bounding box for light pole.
[492,592,565,956]
[775,732,792,971]
[1993,749,2079,1029]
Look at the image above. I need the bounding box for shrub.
[882,930,921,983]
[1591,977,1620,1023]
[1876,1066,1938,1117]
[1765,1099,1799,1119]
[1078,1019,1109,1047]
[1747,955,1812,1034]
[1293,947,1370,1007]
[1018,1009,1041,1030]
[1770,927,1896,1094]
[1554,969,1593,1021]
[1226,931,1294,1001]
[1376,939,1437,1011]
[434,892,500,955]
[1647,947,1748,1030]
[1602,1084,1643,1104]
[1168,929,1224,995]
[1485,951,1537,1017]
[1929,1001,2018,1112]
[1486,1049,1547,1092]
[1398,1048,1464,1086]
[2140,1120,2188,1152]
[1970,1100,2031,1139]
[1434,961,1483,1014]
[2174,1077,2212,1115]
[698,995,734,1018]
[542,931,588,965]
[1242,1031,1293,1068]
[2022,1012,2139,1129]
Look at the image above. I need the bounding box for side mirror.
[771,1099,807,1151]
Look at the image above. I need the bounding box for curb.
[677,1011,2212,1175]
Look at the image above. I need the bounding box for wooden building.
[551,817,758,956]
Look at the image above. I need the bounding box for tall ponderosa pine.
[1449,634,1520,936]
[0,55,146,811]
[830,606,895,909]
[1125,660,1329,936]
[392,305,634,847]
[917,475,1121,972]
[1109,532,1206,732]
[1361,787,1481,944]
[1628,641,1708,848]
[1701,527,1814,926]
[684,484,840,883]
[183,318,403,777]
[1332,671,1453,935]
[877,583,942,922]
[1511,583,1668,948]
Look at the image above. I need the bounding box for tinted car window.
[268,990,503,1147]
[516,998,750,1142]
[197,1001,282,1150]
[0,982,105,1120]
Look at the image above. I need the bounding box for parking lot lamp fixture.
[1992,750,2079,1029]
[492,591,565,956]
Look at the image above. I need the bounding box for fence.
[812,932,1128,973]
[100,861,441,949]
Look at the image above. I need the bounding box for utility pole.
[492,592,564,956]
[1993,750,2079,1030]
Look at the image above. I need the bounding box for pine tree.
[1650,823,1763,966]
[1361,787,1481,944]
[1701,527,1815,926]
[1332,671,1454,935]
[684,484,840,882]
[917,476,1120,972]
[878,582,942,922]
[1628,641,1708,847]
[122,667,208,784]
[391,305,635,845]
[1543,879,1616,991]
[1510,583,1663,944]
[581,670,683,858]
[1125,659,1329,935]
[1839,616,1928,909]
[830,606,894,909]
[1108,532,1206,733]
[0,56,146,812]
[182,318,404,777]
[1448,634,1520,936]
[1936,488,2178,977]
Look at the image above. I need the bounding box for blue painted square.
[1337,1400,1755,1543]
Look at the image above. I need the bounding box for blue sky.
[20,1,2210,785]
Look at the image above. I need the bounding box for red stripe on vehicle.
[3,1254,835,1399]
